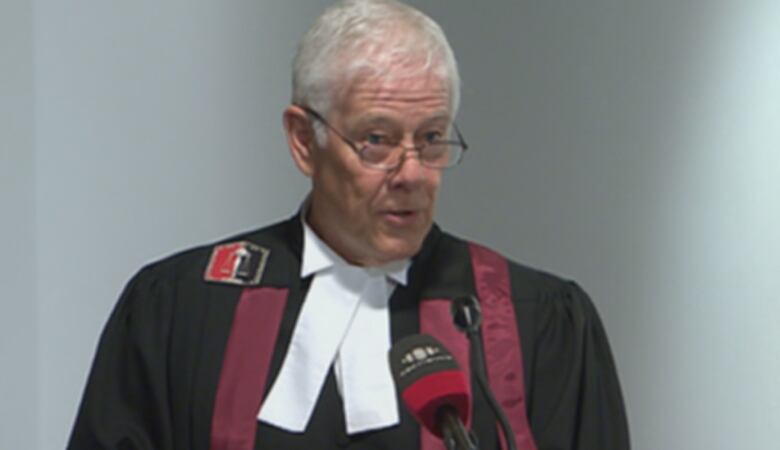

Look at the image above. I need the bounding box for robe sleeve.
[68,267,176,449]
[527,282,630,450]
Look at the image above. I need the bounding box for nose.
[388,147,426,188]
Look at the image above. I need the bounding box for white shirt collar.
[301,217,410,285]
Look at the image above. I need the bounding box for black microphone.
[388,334,479,450]
[451,296,518,450]
[451,295,482,334]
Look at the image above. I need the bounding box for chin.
[374,235,426,262]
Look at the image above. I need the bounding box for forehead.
[335,68,451,123]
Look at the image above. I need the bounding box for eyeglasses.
[300,105,468,171]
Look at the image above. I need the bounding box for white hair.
[292,0,461,127]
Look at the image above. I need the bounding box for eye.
[365,133,390,146]
[423,130,444,144]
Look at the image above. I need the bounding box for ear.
[283,105,317,177]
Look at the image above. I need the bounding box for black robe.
[68,217,630,449]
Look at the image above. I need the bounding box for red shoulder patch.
[204,241,270,286]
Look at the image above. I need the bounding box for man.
[68,1,629,449]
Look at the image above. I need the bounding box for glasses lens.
[422,143,464,169]
[359,143,464,169]
[360,144,398,168]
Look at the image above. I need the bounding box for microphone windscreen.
[388,334,470,437]
[451,295,482,332]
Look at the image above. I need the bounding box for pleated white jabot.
[257,221,409,434]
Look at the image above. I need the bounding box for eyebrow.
[351,115,395,129]
[351,112,453,130]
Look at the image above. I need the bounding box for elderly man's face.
[300,70,449,266]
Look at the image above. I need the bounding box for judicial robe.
[68,216,630,449]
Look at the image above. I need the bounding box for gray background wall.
[2,1,778,449]
[1,0,36,449]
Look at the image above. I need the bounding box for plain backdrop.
[2,1,778,449]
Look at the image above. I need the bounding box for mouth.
[380,209,422,226]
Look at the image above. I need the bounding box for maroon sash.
[210,287,288,450]
[466,243,537,450]
[210,243,536,450]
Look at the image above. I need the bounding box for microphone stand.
[439,406,479,450]
[452,296,519,450]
